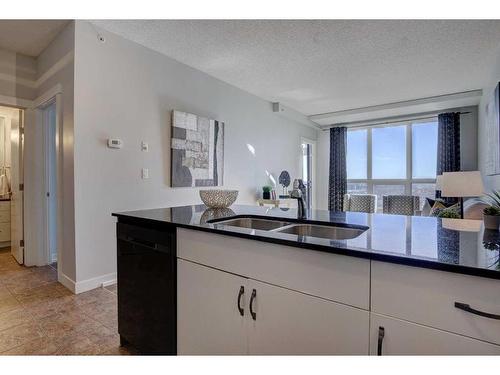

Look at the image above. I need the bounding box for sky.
[346,122,438,180]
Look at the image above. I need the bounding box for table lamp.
[440,171,484,219]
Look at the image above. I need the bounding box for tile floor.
[0,248,134,355]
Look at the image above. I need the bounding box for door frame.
[300,137,317,210]
[34,84,63,274]
[39,98,57,265]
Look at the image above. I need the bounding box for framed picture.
[171,110,224,187]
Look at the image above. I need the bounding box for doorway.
[301,137,316,210]
[0,105,24,264]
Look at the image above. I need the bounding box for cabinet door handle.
[377,326,385,356]
[250,289,257,320]
[454,302,500,320]
[237,286,245,316]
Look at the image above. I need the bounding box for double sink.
[208,217,367,241]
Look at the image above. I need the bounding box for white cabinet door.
[247,279,369,355]
[370,313,500,355]
[177,259,248,355]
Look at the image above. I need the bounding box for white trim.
[300,136,317,209]
[74,272,117,294]
[101,279,117,288]
[58,272,76,293]
[33,84,62,108]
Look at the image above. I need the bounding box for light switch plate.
[141,168,149,179]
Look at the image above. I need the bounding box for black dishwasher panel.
[117,222,176,354]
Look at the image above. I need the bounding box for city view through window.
[346,120,438,211]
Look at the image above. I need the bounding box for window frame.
[346,118,438,205]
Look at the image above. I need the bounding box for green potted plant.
[262,185,272,200]
[480,190,500,230]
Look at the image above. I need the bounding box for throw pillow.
[429,201,447,217]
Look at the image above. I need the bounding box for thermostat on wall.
[107,139,123,149]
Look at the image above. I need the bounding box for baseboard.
[101,278,117,287]
[58,272,76,293]
[74,272,117,294]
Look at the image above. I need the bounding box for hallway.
[0,249,132,355]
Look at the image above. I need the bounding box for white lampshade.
[440,171,484,197]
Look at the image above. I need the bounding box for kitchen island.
[113,204,500,355]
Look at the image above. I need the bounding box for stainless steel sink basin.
[211,217,293,231]
[275,223,367,240]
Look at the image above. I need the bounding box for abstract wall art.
[171,110,224,187]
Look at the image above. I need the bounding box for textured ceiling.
[93,20,500,115]
[0,20,69,57]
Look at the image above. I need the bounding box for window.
[346,130,367,179]
[412,122,438,179]
[346,119,438,212]
[372,125,406,179]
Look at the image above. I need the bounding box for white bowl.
[199,189,239,208]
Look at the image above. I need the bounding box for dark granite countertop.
[113,204,500,280]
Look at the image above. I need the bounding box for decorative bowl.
[199,189,239,208]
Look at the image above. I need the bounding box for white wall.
[36,22,75,279]
[316,107,479,210]
[72,21,317,288]
[479,45,500,193]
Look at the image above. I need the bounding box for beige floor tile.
[0,252,131,355]
[0,322,44,353]
[0,307,34,332]
[38,310,102,339]
[21,294,81,320]
[4,273,52,295]
[0,295,22,314]
[0,336,60,355]
[0,285,12,300]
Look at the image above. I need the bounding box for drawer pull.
[237,286,244,316]
[454,302,500,320]
[377,326,385,356]
[250,289,257,320]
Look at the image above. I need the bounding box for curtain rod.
[321,111,471,131]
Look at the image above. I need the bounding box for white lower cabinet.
[177,259,369,355]
[247,278,369,355]
[370,313,500,355]
[177,259,248,354]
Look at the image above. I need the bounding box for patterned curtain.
[436,112,461,202]
[437,112,461,175]
[328,127,347,211]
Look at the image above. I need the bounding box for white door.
[177,259,248,355]
[10,109,23,264]
[247,279,369,355]
[370,313,500,355]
